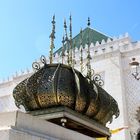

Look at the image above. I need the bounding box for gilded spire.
[80,28,83,46]
[64,19,70,65]
[86,17,92,79]
[80,47,83,73]
[72,41,76,68]
[69,14,73,66]
[64,19,68,40]
[49,15,56,64]
[80,29,83,73]
[61,36,65,64]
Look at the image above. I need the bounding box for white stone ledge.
[0,111,94,140]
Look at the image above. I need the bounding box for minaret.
[49,15,56,64]
[64,19,70,65]
[86,17,92,79]
[61,36,65,64]
[80,28,84,73]
[69,14,73,66]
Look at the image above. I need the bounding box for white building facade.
[0,31,140,140]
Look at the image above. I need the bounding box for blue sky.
[0,0,140,79]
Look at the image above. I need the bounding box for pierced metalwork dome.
[13,16,119,126]
[13,57,119,125]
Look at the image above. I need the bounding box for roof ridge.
[88,27,112,39]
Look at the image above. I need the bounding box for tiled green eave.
[55,27,110,55]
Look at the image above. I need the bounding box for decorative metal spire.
[64,19,70,65]
[86,17,92,79]
[80,29,83,73]
[69,14,73,66]
[80,28,82,44]
[80,47,84,73]
[72,41,76,68]
[61,36,65,64]
[87,17,90,27]
[49,15,56,64]
[64,19,68,40]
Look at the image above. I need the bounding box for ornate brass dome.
[13,58,119,125]
[13,16,119,125]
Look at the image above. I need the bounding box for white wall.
[0,35,140,140]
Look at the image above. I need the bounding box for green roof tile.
[54,27,111,55]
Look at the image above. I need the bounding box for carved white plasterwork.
[122,57,140,134]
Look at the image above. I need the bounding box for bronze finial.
[86,17,92,79]
[69,14,73,66]
[64,19,70,65]
[72,41,76,68]
[87,17,90,27]
[61,36,65,64]
[80,28,83,46]
[69,14,72,39]
[49,15,56,64]
[80,29,83,72]
[80,46,83,73]
[64,19,68,41]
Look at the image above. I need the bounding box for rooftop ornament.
[129,58,140,80]
[49,15,56,64]
[13,15,119,138]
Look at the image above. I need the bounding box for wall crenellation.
[0,33,139,86]
[53,32,132,62]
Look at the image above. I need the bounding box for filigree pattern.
[40,55,47,65]
[32,55,47,71]
[32,62,40,71]
[13,63,119,125]
[85,69,104,87]
[93,74,104,87]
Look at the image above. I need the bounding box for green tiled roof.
[55,27,110,55]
